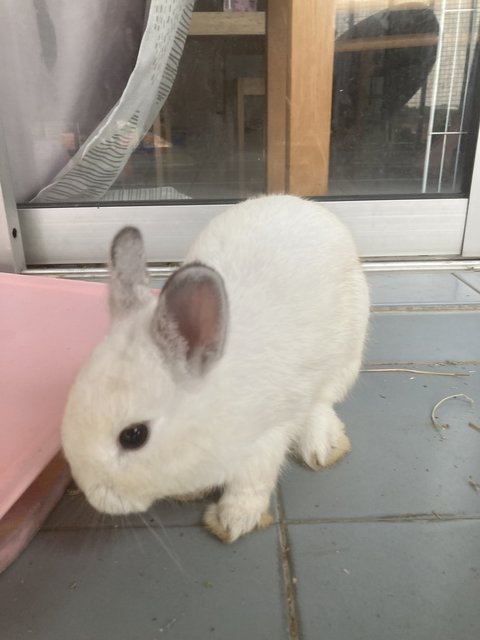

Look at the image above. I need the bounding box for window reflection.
[0,0,478,204]
[330,1,479,195]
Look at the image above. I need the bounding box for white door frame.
[0,125,25,273]
[16,197,470,267]
[462,126,480,258]
[1,138,480,272]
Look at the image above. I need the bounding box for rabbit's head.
[61,227,228,514]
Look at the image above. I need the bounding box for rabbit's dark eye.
[119,423,149,450]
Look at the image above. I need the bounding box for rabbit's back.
[187,195,358,285]
[185,195,369,415]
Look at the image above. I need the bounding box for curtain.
[32,0,195,202]
[0,0,194,203]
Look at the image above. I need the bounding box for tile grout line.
[40,511,480,534]
[275,487,301,640]
[284,513,480,525]
[371,304,480,312]
[362,360,480,366]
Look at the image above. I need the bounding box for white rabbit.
[61,194,369,542]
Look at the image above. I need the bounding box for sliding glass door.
[1,0,480,272]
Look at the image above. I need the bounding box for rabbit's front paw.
[203,501,273,543]
[298,404,351,470]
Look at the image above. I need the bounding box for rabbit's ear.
[109,227,151,318]
[152,262,228,377]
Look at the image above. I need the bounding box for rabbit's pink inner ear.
[156,263,228,376]
[171,282,225,360]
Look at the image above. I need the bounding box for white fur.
[61,195,369,541]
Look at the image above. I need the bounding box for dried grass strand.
[361,368,469,377]
[431,394,474,431]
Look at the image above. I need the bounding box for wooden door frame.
[266,0,336,195]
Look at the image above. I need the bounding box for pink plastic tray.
[0,273,109,520]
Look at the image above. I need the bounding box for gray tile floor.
[1,271,480,640]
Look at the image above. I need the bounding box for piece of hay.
[468,477,480,493]
[430,394,474,431]
[361,368,470,377]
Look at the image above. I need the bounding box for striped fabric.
[31,0,195,203]
[102,186,190,201]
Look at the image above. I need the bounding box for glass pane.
[1,0,479,205]
[330,0,480,195]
